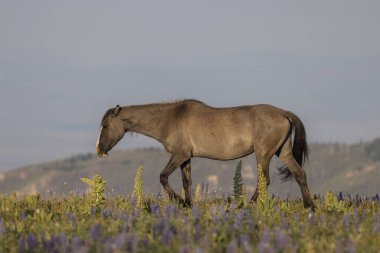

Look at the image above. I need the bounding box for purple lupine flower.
[355,194,361,204]
[212,214,219,224]
[361,210,366,220]
[132,209,140,219]
[336,237,356,253]
[162,227,173,246]
[103,238,115,253]
[141,236,150,249]
[201,234,210,252]
[337,191,344,201]
[59,233,68,252]
[226,240,238,253]
[234,210,245,230]
[191,205,201,220]
[240,234,251,253]
[179,245,192,253]
[341,215,350,231]
[130,196,137,208]
[208,206,214,217]
[126,234,139,252]
[194,223,202,242]
[102,208,113,219]
[150,204,161,216]
[165,204,178,218]
[18,237,26,252]
[19,212,26,220]
[208,206,219,224]
[353,208,360,230]
[221,207,229,220]
[274,228,293,249]
[347,242,357,253]
[111,232,126,250]
[152,222,163,239]
[247,218,256,232]
[120,212,128,222]
[162,220,174,246]
[258,227,274,253]
[90,223,102,241]
[374,193,380,203]
[229,202,236,213]
[280,212,286,222]
[70,236,87,253]
[43,235,57,252]
[26,234,38,250]
[217,205,226,217]
[153,219,167,239]
[66,212,77,226]
[0,218,5,236]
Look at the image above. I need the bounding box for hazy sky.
[1,1,379,171]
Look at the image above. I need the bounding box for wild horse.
[96,100,316,210]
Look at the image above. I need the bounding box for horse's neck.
[121,103,173,141]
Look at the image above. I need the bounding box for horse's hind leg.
[279,139,316,210]
[180,159,192,207]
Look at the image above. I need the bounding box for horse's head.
[96,105,125,158]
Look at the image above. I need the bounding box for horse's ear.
[113,105,121,116]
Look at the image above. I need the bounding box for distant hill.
[1,138,380,197]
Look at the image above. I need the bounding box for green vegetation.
[80,175,106,214]
[0,166,379,252]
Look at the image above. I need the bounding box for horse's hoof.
[182,201,193,208]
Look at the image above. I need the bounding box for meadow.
[0,166,379,253]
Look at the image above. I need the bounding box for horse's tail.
[277,111,309,181]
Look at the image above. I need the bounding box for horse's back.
[174,102,288,159]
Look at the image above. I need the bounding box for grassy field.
[0,170,379,253]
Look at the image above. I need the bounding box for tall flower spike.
[133,166,144,209]
[257,163,267,204]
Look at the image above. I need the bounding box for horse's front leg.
[180,159,192,207]
[160,155,187,205]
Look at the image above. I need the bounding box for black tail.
[277,111,309,181]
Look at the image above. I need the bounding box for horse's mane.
[127,99,205,112]
[101,99,205,125]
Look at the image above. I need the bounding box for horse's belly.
[191,134,254,160]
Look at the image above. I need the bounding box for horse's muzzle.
[96,145,108,158]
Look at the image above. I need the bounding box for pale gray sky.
[1,1,379,170]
